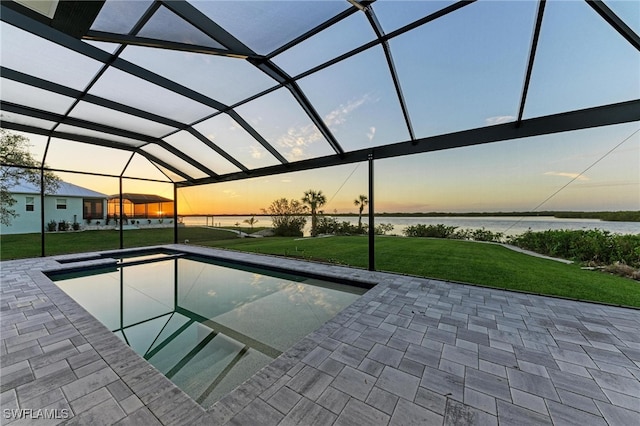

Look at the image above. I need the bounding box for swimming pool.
[49,253,369,407]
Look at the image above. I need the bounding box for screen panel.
[299,45,410,151]
[120,46,277,106]
[1,22,103,91]
[193,114,281,170]
[234,88,335,162]
[390,0,535,138]
[88,67,217,124]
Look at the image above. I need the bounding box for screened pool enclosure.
[1,0,638,265]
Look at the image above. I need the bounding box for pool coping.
[2,244,640,425]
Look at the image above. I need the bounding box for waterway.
[182,215,639,237]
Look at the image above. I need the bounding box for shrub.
[316,217,339,235]
[315,217,380,235]
[510,229,640,267]
[403,224,503,242]
[72,221,80,231]
[47,220,57,232]
[57,220,68,231]
[403,224,458,238]
[262,198,307,237]
[375,223,394,235]
[467,227,504,242]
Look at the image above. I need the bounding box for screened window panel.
[152,163,188,183]
[5,131,49,164]
[45,138,131,174]
[391,0,535,139]
[375,122,640,213]
[90,0,153,34]
[122,153,173,182]
[54,172,118,220]
[163,131,241,175]
[138,6,226,49]
[1,23,103,91]
[603,0,639,35]
[82,40,122,55]
[298,45,409,151]
[141,144,208,180]
[190,1,350,55]
[120,46,276,106]
[68,101,177,138]
[272,12,377,77]
[524,0,640,119]
[0,78,76,115]
[88,67,216,124]
[234,88,335,162]
[372,0,457,34]
[122,179,174,199]
[54,124,147,148]
[193,115,280,170]
[1,112,57,131]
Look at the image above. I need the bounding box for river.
[182,215,639,237]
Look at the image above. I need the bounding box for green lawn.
[205,235,640,307]
[2,229,639,307]
[0,227,238,259]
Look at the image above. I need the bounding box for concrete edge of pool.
[1,244,639,425]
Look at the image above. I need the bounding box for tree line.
[262,190,371,237]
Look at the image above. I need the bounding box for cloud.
[249,145,263,159]
[485,115,515,126]
[276,94,373,160]
[323,94,372,130]
[223,189,240,198]
[276,122,323,160]
[367,126,376,142]
[544,171,590,181]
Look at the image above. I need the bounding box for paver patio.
[1,244,639,425]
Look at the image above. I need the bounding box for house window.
[56,199,67,210]
[26,197,34,212]
[83,199,103,219]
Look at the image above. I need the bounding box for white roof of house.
[8,180,107,198]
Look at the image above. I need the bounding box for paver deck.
[1,244,639,425]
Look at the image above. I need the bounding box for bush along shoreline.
[509,229,639,279]
[400,224,639,280]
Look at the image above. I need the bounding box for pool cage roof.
[1,0,638,189]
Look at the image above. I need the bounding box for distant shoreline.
[180,211,640,222]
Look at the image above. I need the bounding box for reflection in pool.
[50,255,368,407]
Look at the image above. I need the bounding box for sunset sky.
[5,0,639,215]
[36,120,638,215]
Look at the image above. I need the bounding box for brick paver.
[1,244,639,424]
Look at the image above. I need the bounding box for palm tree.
[243,215,258,229]
[354,194,368,230]
[301,189,326,237]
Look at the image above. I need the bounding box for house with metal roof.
[1,180,107,234]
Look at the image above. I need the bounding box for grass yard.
[205,235,640,307]
[0,227,237,259]
[2,229,639,307]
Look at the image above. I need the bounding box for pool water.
[51,255,368,407]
